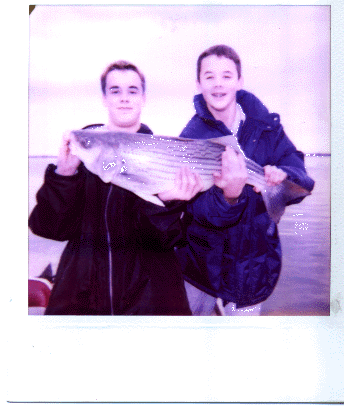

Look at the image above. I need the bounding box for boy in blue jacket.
[176,45,315,316]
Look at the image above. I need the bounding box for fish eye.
[81,137,94,149]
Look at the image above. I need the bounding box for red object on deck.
[28,279,52,308]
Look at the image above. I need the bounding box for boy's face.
[197,55,243,115]
[103,69,145,130]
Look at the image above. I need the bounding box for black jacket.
[29,124,191,315]
[176,91,315,308]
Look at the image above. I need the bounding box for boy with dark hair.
[29,60,203,315]
[176,45,315,316]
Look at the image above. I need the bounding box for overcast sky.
[29,5,330,155]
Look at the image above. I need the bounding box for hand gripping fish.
[70,130,312,223]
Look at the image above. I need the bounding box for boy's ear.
[102,93,107,107]
[196,80,202,93]
[238,75,244,90]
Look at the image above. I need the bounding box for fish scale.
[71,130,312,223]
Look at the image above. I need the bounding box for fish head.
[71,131,101,155]
[75,133,99,150]
[71,130,102,149]
[70,131,102,165]
[71,131,124,183]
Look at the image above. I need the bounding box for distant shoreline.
[29,156,58,159]
[305,153,331,157]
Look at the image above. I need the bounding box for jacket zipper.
[105,184,114,315]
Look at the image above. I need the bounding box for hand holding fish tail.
[56,131,81,176]
[253,165,287,193]
[214,147,248,204]
[157,166,204,202]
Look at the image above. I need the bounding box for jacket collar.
[193,94,234,135]
[83,123,153,135]
[138,123,153,135]
[193,93,217,122]
[193,90,280,130]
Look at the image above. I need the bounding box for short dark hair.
[197,45,242,81]
[100,60,146,95]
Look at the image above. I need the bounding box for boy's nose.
[214,76,223,86]
[120,94,130,102]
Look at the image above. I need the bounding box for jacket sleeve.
[28,164,86,241]
[185,185,250,229]
[271,128,315,203]
[135,198,187,250]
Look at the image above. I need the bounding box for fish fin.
[118,173,150,184]
[208,135,245,156]
[261,179,311,224]
[134,191,165,207]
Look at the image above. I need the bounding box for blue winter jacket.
[176,90,315,308]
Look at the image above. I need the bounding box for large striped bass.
[70,130,312,223]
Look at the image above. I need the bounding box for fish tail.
[260,179,311,223]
